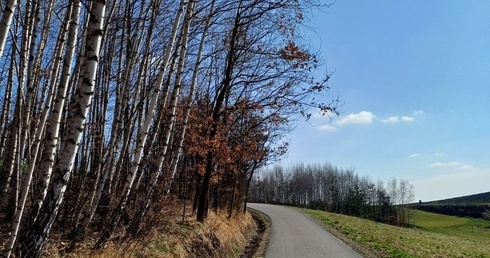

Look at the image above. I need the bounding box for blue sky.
[284,1,490,201]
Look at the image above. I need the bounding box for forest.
[0,0,338,257]
[249,163,415,226]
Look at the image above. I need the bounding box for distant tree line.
[248,163,415,226]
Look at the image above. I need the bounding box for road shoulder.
[297,208,377,258]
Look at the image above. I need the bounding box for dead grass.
[42,209,255,258]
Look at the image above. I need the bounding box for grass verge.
[300,208,490,258]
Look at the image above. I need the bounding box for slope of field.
[301,208,490,258]
[412,209,490,242]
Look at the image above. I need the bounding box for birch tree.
[165,0,215,196]
[0,0,18,59]
[28,0,77,221]
[18,0,106,255]
[128,0,197,236]
[2,1,81,256]
[94,0,187,248]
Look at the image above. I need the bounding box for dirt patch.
[240,208,271,258]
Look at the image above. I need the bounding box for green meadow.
[412,209,490,242]
[300,208,490,258]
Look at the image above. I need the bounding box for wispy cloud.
[427,162,462,168]
[401,116,414,122]
[381,116,400,123]
[315,111,374,132]
[316,109,421,132]
[409,153,421,158]
[336,111,375,126]
[381,115,414,123]
[427,161,476,170]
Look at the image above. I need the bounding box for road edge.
[299,209,377,258]
[242,208,272,258]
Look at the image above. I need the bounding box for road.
[247,203,362,258]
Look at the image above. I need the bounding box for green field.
[300,208,490,258]
[412,209,490,242]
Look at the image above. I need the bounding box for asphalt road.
[247,203,363,258]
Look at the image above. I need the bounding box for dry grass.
[42,209,255,258]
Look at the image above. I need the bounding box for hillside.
[413,191,490,219]
[426,191,490,204]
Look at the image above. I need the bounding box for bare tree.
[18,0,106,255]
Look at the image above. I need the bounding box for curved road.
[248,203,362,258]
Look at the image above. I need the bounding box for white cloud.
[318,124,338,132]
[381,116,400,123]
[409,153,421,158]
[336,111,375,126]
[401,116,414,122]
[317,109,418,131]
[427,161,462,168]
[413,110,424,116]
[427,161,476,170]
[381,115,414,123]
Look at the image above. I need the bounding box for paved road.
[247,203,362,258]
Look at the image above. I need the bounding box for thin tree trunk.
[129,1,196,236]
[197,1,242,222]
[0,46,15,194]
[0,0,18,59]
[18,1,105,256]
[166,0,215,195]
[4,2,81,255]
[94,0,186,249]
[28,2,75,221]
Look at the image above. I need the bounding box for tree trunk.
[94,0,186,248]
[129,1,196,236]
[28,2,76,221]
[1,0,80,252]
[197,0,242,222]
[166,0,215,196]
[0,0,18,59]
[18,0,105,256]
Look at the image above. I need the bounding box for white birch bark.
[16,0,35,168]
[0,0,18,59]
[18,0,105,256]
[29,3,75,221]
[94,0,186,248]
[129,2,195,235]
[75,2,154,233]
[119,0,185,198]
[2,2,82,255]
[166,0,215,195]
